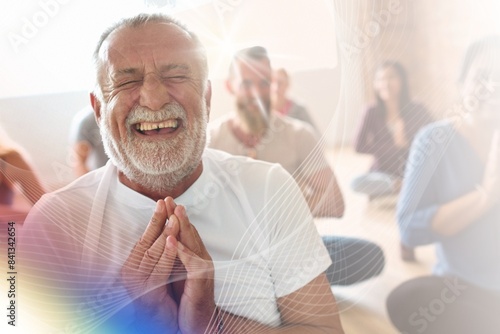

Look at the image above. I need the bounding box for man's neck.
[117,162,204,201]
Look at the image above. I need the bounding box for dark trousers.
[322,236,385,286]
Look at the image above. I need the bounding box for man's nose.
[139,74,171,111]
[249,83,268,100]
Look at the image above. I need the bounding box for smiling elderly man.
[20,13,344,334]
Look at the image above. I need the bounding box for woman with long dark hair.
[352,61,433,260]
[352,61,432,198]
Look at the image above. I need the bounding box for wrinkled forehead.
[98,22,202,72]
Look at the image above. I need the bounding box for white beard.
[100,101,207,193]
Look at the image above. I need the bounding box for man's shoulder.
[271,114,318,140]
[203,148,292,180]
[43,163,110,202]
[25,164,111,227]
[201,149,299,211]
[204,147,277,168]
[408,120,456,165]
[414,119,453,142]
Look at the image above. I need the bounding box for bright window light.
[0,0,337,98]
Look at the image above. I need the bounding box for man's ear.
[225,78,235,95]
[205,80,212,121]
[90,92,102,124]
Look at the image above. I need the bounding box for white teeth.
[136,120,179,132]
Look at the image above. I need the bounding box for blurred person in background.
[352,60,433,261]
[209,46,385,287]
[211,47,344,218]
[69,105,108,177]
[271,67,318,132]
[387,35,500,334]
[0,125,45,221]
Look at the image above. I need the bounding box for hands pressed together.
[121,197,220,334]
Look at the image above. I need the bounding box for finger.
[188,222,212,261]
[138,230,168,274]
[138,214,181,274]
[166,235,186,279]
[122,237,156,288]
[165,212,180,240]
[123,240,147,273]
[175,205,191,233]
[140,200,168,248]
[126,239,177,299]
[164,196,177,219]
[175,205,198,251]
[125,201,168,271]
[173,238,214,280]
[147,237,177,288]
[175,206,211,260]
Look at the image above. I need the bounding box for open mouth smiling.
[133,119,181,136]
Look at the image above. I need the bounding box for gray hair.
[93,13,208,100]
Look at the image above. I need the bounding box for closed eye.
[165,76,188,83]
[116,80,142,88]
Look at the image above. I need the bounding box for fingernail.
[166,215,173,228]
[154,200,162,214]
[167,236,175,249]
[168,214,176,228]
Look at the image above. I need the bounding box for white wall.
[0,91,89,189]
[1,0,337,98]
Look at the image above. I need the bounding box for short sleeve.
[262,164,331,297]
[294,124,329,177]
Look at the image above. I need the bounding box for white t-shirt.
[20,148,331,330]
